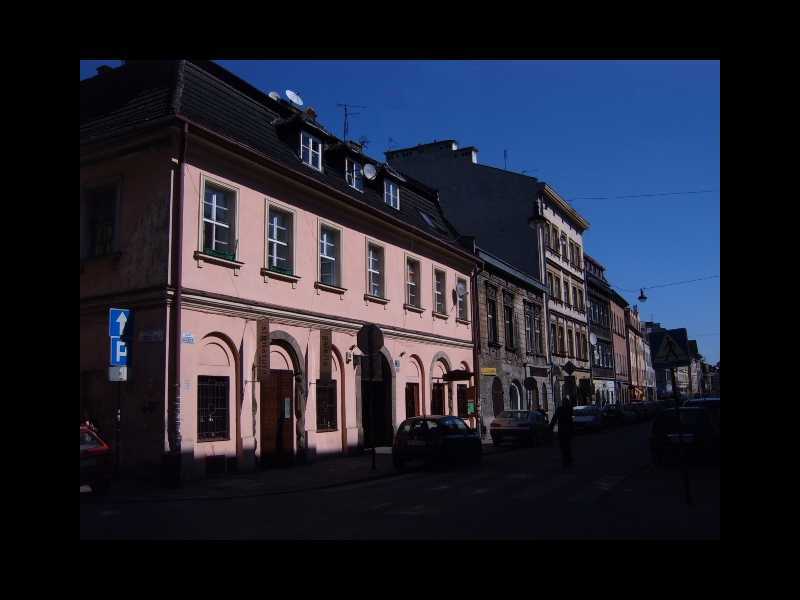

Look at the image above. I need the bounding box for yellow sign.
[480,367,497,376]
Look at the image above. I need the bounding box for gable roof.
[80,60,469,256]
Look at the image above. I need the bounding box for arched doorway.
[509,382,523,410]
[361,353,393,447]
[491,377,504,418]
[526,382,539,411]
[541,383,549,414]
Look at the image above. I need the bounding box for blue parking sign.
[109,308,131,338]
[110,338,128,366]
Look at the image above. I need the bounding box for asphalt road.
[80,421,720,539]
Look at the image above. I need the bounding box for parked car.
[572,404,604,433]
[80,425,113,494]
[621,406,639,424]
[683,397,720,431]
[601,405,625,428]
[393,416,481,470]
[490,410,553,447]
[650,407,720,466]
[627,403,648,422]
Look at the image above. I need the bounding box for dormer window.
[346,158,363,192]
[300,132,322,171]
[384,180,400,210]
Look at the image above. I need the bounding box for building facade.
[645,323,692,400]
[81,61,479,480]
[538,183,592,406]
[610,290,631,404]
[384,141,552,432]
[584,254,616,406]
[626,306,646,402]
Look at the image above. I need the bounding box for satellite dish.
[363,164,377,180]
[268,91,281,101]
[590,333,598,346]
[456,280,467,298]
[285,90,303,106]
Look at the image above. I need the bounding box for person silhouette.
[550,393,574,468]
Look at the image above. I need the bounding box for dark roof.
[688,340,701,358]
[648,328,691,366]
[80,60,464,250]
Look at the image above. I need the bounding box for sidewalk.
[83,441,511,504]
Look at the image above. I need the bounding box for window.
[345,158,363,192]
[82,183,118,259]
[551,225,559,251]
[267,207,293,275]
[563,280,571,305]
[544,224,550,249]
[573,286,579,309]
[567,329,575,357]
[509,385,522,411]
[503,292,515,349]
[557,325,565,355]
[457,277,469,321]
[203,182,236,259]
[578,290,585,311]
[316,380,337,431]
[487,285,499,345]
[367,244,384,297]
[301,132,322,171]
[319,225,340,286]
[534,304,544,354]
[550,322,557,354]
[524,303,534,354]
[197,376,229,441]
[434,269,446,314]
[555,277,562,302]
[547,272,555,297]
[560,235,568,258]
[384,179,400,210]
[406,257,421,307]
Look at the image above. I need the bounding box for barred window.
[316,380,338,431]
[198,376,229,441]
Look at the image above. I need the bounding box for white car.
[572,405,604,432]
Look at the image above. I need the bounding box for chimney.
[305,106,317,120]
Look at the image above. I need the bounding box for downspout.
[169,122,188,459]
[469,239,482,439]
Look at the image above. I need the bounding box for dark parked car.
[80,425,113,494]
[393,416,481,470]
[601,405,625,427]
[650,407,720,466]
[572,405,604,432]
[490,410,553,447]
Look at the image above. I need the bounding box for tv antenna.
[336,103,367,142]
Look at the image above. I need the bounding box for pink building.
[80,61,480,480]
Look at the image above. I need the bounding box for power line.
[609,274,720,294]
[572,189,718,200]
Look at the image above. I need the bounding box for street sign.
[109,366,127,382]
[480,367,497,376]
[357,323,383,353]
[110,338,129,366]
[109,308,130,338]
[563,361,576,376]
[442,369,473,382]
[654,332,688,365]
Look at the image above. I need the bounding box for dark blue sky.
[81,60,720,363]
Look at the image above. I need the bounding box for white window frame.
[406,255,421,308]
[433,268,447,315]
[265,201,295,275]
[366,241,385,298]
[318,221,342,287]
[346,157,364,192]
[384,179,400,210]
[300,132,323,171]
[200,176,239,260]
[456,277,469,321]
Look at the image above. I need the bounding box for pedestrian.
[550,394,574,468]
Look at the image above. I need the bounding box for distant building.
[610,291,631,404]
[626,306,647,402]
[647,325,693,400]
[585,254,616,405]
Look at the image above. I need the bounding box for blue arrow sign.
[109,308,131,338]
[110,338,128,366]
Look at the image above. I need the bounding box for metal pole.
[671,367,693,506]
[115,382,121,478]
[370,376,376,471]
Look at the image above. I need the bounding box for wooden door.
[261,370,294,466]
[431,383,445,416]
[405,383,420,418]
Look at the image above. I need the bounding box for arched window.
[526,382,539,410]
[509,384,522,411]
[491,378,504,418]
[541,383,549,413]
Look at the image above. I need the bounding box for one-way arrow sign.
[109,308,131,338]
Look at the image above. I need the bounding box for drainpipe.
[169,122,188,467]
[469,241,482,439]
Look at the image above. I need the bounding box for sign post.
[357,324,383,471]
[108,308,131,477]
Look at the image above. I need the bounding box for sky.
[80,60,720,363]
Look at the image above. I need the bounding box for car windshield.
[499,411,529,420]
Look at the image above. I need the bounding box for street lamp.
[638,288,648,303]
